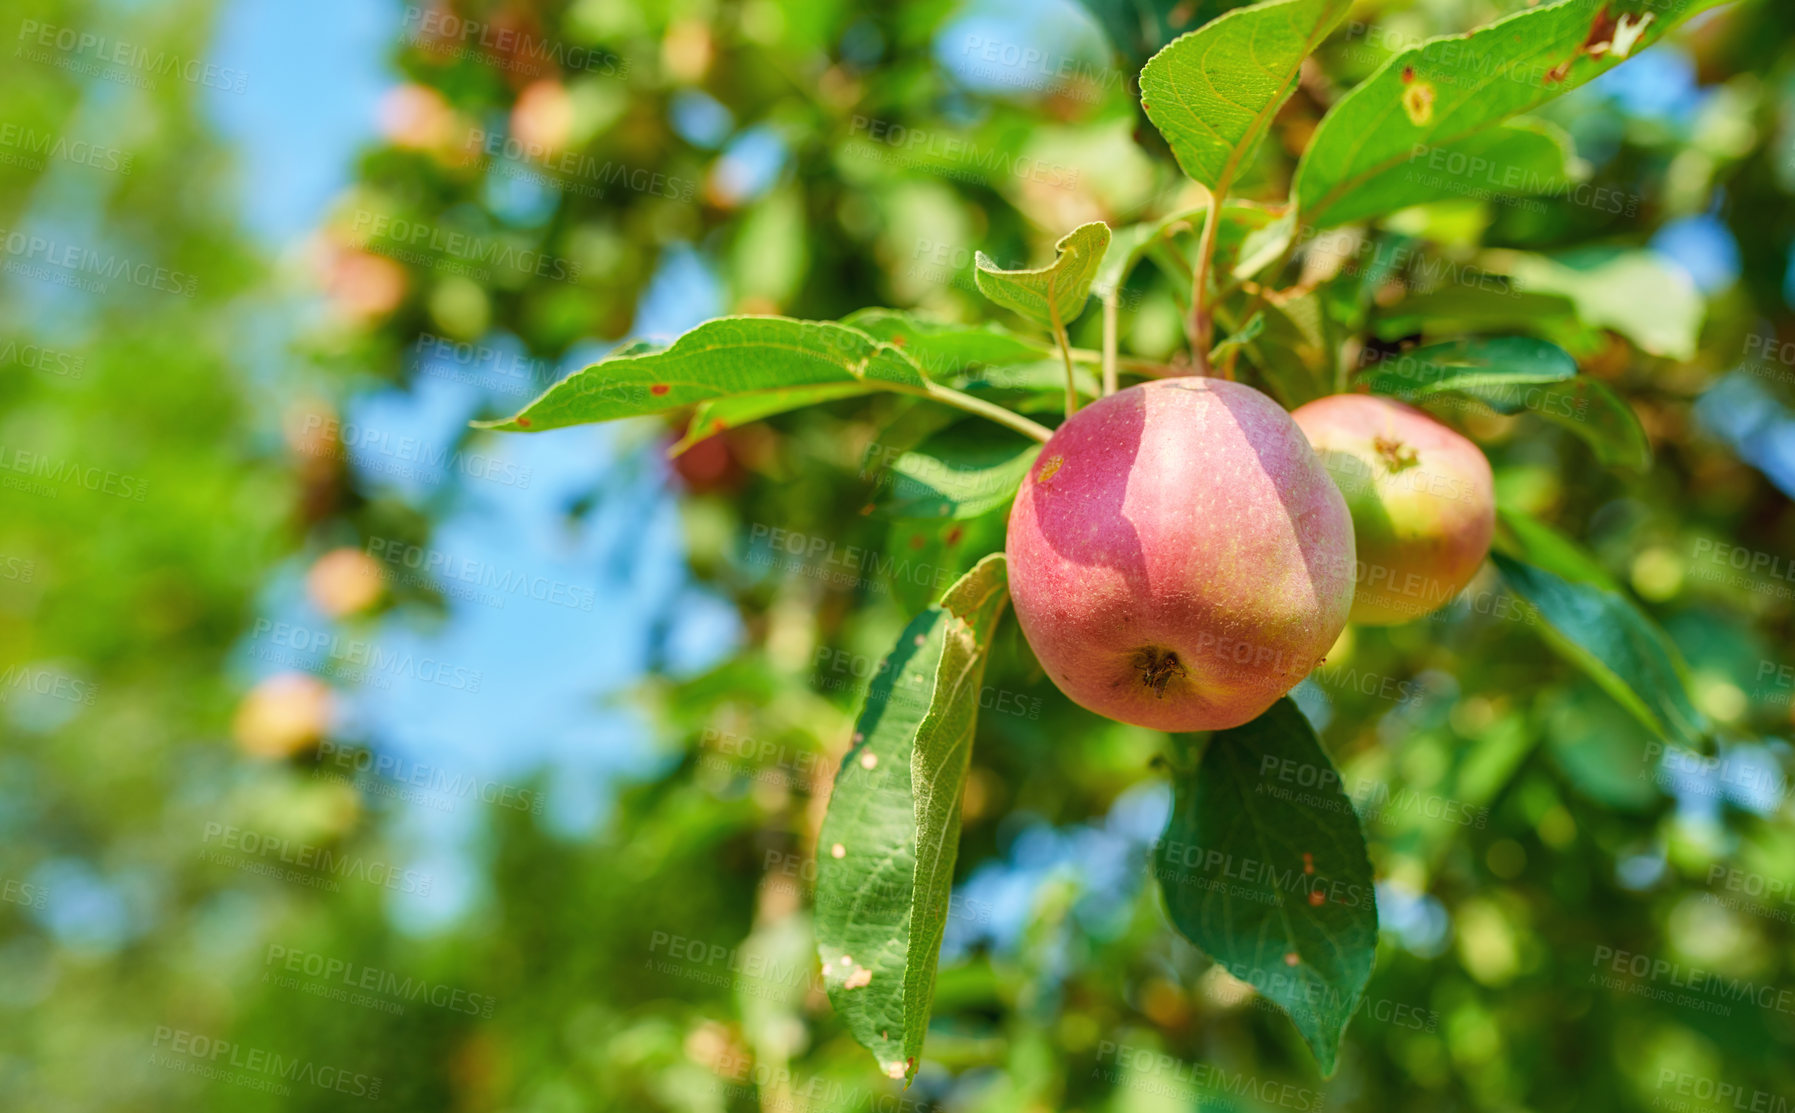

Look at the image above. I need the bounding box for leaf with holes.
[974,223,1111,331]
[476,316,925,434]
[1155,698,1378,1076]
[814,555,1011,1083]
[1493,552,1707,746]
[1140,0,1352,197]
[1295,0,1728,229]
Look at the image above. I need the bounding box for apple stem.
[1100,290,1119,397]
[1050,306,1079,419]
[890,381,1054,444]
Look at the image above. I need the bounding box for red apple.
[1006,379,1356,731]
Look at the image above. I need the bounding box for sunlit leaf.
[974,222,1111,330]
[1295,0,1727,228]
[1140,0,1353,199]
[815,555,1012,1083]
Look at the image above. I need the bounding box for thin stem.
[1101,290,1119,397]
[1050,305,1079,418]
[890,381,1054,444]
[1188,191,1222,374]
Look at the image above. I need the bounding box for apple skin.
[1005,378,1356,732]
[1291,394,1495,626]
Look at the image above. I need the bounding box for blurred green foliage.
[5,0,1795,1110]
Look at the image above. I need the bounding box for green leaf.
[1244,293,1333,407]
[1493,505,1621,591]
[1371,287,1588,348]
[477,316,925,433]
[1499,249,1705,360]
[1310,118,1583,228]
[1208,310,1265,365]
[1356,336,1578,404]
[1295,0,1727,229]
[1359,338,1649,471]
[1155,699,1378,1076]
[842,309,1051,376]
[1140,0,1353,197]
[974,223,1112,330]
[873,423,1040,520]
[814,555,1012,1083]
[1528,377,1652,471]
[1492,552,1708,747]
[673,384,871,455]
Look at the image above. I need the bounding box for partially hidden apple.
[1291,394,1495,626]
[1006,378,1356,732]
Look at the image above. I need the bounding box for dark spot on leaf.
[516,417,531,427]
[1401,65,1415,85]
[650,383,670,396]
[908,534,925,550]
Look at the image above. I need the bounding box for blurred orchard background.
[5,0,1795,1108]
